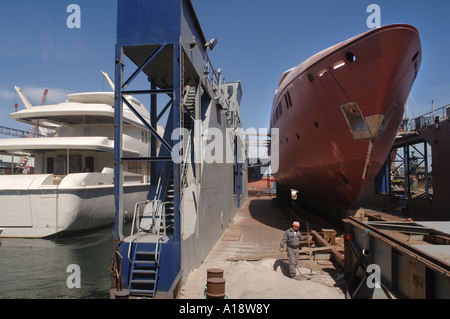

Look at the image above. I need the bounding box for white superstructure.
[0,91,158,238]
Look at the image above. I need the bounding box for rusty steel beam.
[345,217,450,275]
[344,217,450,299]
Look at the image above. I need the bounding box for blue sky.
[1,0,450,136]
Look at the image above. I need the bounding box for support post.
[173,41,181,244]
[424,141,429,199]
[405,144,410,199]
[151,82,157,180]
[114,45,124,242]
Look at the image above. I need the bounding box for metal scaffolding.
[111,0,246,298]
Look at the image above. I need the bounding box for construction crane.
[14,86,49,137]
[40,89,48,106]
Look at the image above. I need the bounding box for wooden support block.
[312,230,344,268]
[322,228,337,245]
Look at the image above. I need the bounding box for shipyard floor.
[179,197,345,299]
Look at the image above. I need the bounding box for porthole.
[345,52,356,63]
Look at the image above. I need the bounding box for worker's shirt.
[280,228,305,249]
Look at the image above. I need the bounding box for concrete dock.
[179,197,345,299]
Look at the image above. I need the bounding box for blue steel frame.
[376,139,430,200]
[112,0,221,295]
[113,2,183,243]
[113,44,182,294]
[113,1,185,296]
[113,56,177,241]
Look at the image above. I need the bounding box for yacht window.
[287,91,292,107]
[284,91,293,109]
[85,156,94,172]
[46,157,54,174]
[55,155,66,175]
[54,154,82,175]
[69,155,82,173]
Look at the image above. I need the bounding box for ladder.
[126,164,174,298]
[182,86,195,130]
[164,169,175,236]
[128,240,161,298]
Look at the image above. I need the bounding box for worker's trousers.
[287,246,299,278]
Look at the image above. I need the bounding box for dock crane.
[40,89,48,106]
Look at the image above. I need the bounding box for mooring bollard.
[205,268,226,299]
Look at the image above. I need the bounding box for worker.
[280,221,306,278]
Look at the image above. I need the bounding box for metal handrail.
[204,52,220,86]
[127,199,167,264]
[127,200,149,263]
[153,202,169,268]
[127,159,172,263]
[181,128,192,188]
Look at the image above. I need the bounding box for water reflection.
[0,225,125,299]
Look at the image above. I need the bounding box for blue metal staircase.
[123,135,176,298]
[128,241,161,298]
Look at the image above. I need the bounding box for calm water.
[0,225,123,299]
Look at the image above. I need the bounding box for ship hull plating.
[271,24,421,204]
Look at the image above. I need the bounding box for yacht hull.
[0,174,148,238]
[271,24,421,204]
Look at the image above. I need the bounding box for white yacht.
[0,91,157,238]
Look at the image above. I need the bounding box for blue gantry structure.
[111,0,247,298]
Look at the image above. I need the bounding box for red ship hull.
[270,24,421,205]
